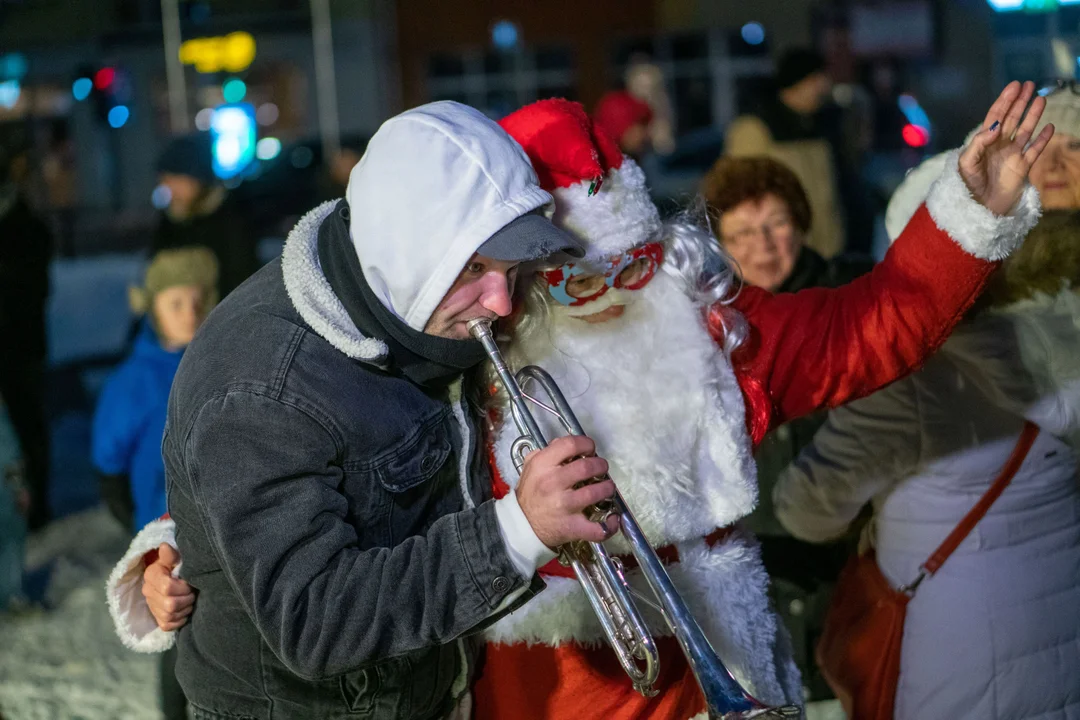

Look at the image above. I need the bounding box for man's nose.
[479,276,513,317]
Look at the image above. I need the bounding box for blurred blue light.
[0,80,20,109]
[108,105,130,128]
[211,103,256,180]
[222,78,246,104]
[1,53,28,80]
[290,146,314,169]
[151,184,172,209]
[72,77,93,101]
[491,20,519,50]
[741,22,766,46]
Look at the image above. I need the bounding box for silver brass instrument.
[469,318,800,720]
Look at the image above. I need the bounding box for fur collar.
[280,201,389,364]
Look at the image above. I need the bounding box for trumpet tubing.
[468,319,800,719]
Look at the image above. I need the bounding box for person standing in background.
[725,48,847,259]
[153,134,258,299]
[0,136,53,531]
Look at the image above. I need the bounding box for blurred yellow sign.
[179,32,256,73]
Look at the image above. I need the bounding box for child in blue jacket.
[93,247,218,533]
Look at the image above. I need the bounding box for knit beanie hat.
[129,246,220,316]
[157,134,216,186]
[1034,88,1080,141]
[775,48,826,91]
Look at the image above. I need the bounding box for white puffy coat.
[775,290,1080,720]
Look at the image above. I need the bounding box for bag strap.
[901,422,1040,594]
[918,422,1040,580]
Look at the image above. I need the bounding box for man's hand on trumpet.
[516,435,620,549]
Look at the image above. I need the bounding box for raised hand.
[959,80,1055,217]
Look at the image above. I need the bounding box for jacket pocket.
[370,410,453,493]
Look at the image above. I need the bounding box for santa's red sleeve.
[716,150,1041,439]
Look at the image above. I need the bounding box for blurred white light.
[491,20,519,50]
[290,146,314,168]
[741,22,766,46]
[212,105,250,134]
[986,0,1025,9]
[210,103,256,180]
[256,102,279,126]
[195,107,214,131]
[0,80,19,109]
[151,184,172,209]
[256,136,282,160]
[216,136,242,168]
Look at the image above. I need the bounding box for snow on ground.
[0,507,159,720]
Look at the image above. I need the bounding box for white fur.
[105,517,178,653]
[925,150,1041,261]
[486,268,799,705]
[493,270,758,551]
[552,159,663,266]
[483,529,801,706]
[280,201,390,363]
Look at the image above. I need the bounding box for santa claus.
[110,83,1049,720]
[471,92,1046,720]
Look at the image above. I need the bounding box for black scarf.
[317,201,488,389]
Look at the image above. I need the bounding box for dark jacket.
[0,194,51,361]
[92,321,184,530]
[153,194,258,299]
[165,204,540,720]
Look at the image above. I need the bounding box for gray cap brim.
[477,213,584,264]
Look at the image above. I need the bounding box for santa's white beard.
[497,269,759,549]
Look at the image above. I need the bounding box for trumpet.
[469,318,800,720]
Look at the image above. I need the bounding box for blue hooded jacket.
[92,321,184,529]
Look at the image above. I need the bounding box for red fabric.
[473,635,705,720]
[140,513,172,567]
[499,99,623,191]
[717,205,998,442]
[592,91,654,147]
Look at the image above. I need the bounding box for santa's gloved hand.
[143,543,195,632]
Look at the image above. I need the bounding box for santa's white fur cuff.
[105,517,179,653]
[925,150,1041,262]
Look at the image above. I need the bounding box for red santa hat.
[499,98,662,267]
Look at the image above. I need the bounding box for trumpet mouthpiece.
[467,318,493,340]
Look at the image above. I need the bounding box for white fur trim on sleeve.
[104,517,179,653]
[925,150,1041,261]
